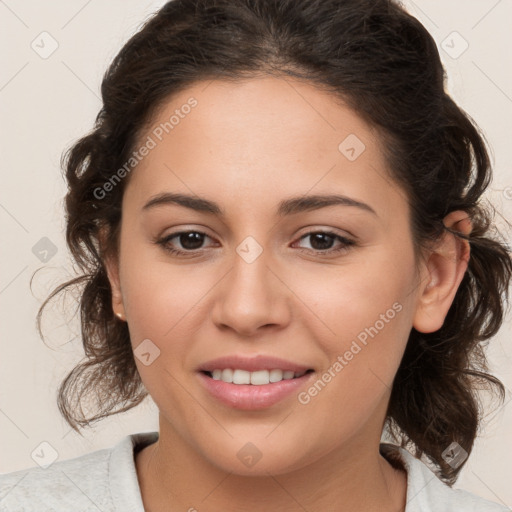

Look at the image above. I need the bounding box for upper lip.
[198,355,313,373]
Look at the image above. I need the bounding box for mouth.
[197,355,316,409]
[197,355,316,410]
[201,368,315,385]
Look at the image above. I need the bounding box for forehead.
[123,76,404,224]
[146,76,378,154]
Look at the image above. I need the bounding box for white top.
[0,431,509,511]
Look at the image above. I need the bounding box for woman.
[1,0,510,510]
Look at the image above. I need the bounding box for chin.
[211,451,304,477]
[193,433,320,477]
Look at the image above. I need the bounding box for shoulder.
[0,443,112,512]
[0,431,158,512]
[380,443,510,512]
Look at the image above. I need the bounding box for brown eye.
[294,231,355,254]
[157,230,215,255]
[174,232,206,250]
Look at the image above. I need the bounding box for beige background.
[1,0,511,507]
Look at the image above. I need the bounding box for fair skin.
[103,76,471,512]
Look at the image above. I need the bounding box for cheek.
[290,245,417,406]
[294,245,416,351]
[292,278,413,454]
[119,240,212,343]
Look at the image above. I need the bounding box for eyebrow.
[142,192,377,217]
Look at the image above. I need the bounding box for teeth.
[210,368,307,385]
[233,369,251,385]
[250,370,270,385]
[269,369,283,383]
[221,369,233,382]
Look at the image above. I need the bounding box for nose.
[210,247,292,337]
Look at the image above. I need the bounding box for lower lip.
[197,372,314,410]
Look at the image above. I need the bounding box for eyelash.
[155,230,356,257]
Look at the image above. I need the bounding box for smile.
[206,368,312,385]
[198,369,315,410]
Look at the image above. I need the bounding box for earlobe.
[413,210,472,333]
[99,227,126,321]
[106,259,126,321]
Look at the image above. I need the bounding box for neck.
[135,419,407,512]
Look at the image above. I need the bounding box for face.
[107,76,428,476]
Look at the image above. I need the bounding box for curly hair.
[37,0,511,485]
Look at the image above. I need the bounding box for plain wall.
[1,0,511,507]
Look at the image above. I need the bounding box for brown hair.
[37,0,511,485]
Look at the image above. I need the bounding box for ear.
[99,226,126,322]
[413,210,472,333]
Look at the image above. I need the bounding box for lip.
[197,371,315,410]
[198,354,312,373]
